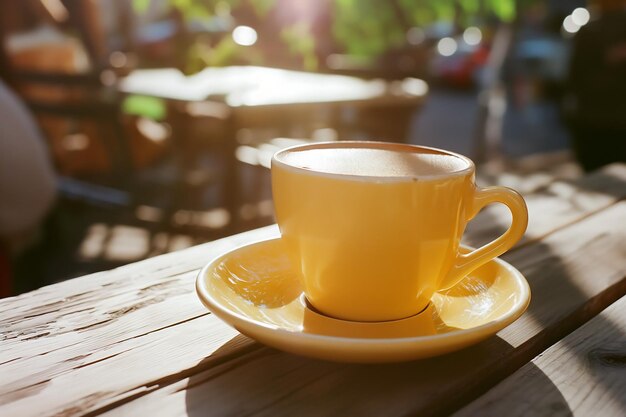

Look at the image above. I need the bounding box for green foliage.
[122,95,167,120]
[333,0,406,56]
[460,0,480,14]
[132,0,151,13]
[429,0,456,21]
[249,0,275,17]
[281,23,318,70]
[170,0,214,19]
[184,35,263,73]
[489,0,516,22]
[132,0,519,69]
[333,0,517,56]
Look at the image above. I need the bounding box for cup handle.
[440,186,528,290]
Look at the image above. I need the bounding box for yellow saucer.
[196,238,530,363]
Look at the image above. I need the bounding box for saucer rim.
[195,238,531,345]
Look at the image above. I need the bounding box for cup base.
[302,295,430,323]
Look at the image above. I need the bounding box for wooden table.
[2,164,625,416]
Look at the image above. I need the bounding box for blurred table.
[1,164,625,416]
[120,66,427,139]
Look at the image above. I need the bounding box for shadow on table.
[184,335,572,417]
[466,165,626,414]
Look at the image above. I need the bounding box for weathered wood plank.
[455,296,626,417]
[476,155,581,195]
[0,225,278,318]
[92,201,626,417]
[0,226,277,349]
[0,164,624,416]
[0,227,279,385]
[0,315,250,416]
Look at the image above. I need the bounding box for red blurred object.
[432,43,490,88]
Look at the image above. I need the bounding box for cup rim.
[271,141,475,182]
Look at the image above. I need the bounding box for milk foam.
[278,147,469,177]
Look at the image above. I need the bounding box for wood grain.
[0,226,279,414]
[0,164,625,416]
[93,201,626,417]
[455,296,626,417]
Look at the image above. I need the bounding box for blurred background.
[1,0,624,295]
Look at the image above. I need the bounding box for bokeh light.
[437,37,457,56]
[406,27,425,45]
[562,15,580,34]
[463,27,482,46]
[571,8,590,26]
[232,25,258,46]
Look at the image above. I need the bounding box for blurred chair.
[0,65,239,236]
[0,1,136,192]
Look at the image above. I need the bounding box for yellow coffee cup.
[272,141,528,322]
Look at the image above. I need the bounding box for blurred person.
[567,0,626,171]
[0,79,57,297]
